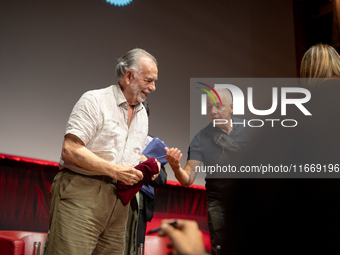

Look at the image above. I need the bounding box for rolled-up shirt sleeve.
[65,93,100,145]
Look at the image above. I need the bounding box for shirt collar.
[113,84,143,112]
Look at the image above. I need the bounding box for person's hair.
[115,48,157,78]
[300,43,340,85]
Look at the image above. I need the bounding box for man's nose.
[210,105,218,114]
[148,81,156,92]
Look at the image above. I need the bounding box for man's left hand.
[151,159,161,180]
[140,155,160,181]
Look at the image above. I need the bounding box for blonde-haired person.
[300,43,340,86]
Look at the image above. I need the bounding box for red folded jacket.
[116,158,159,205]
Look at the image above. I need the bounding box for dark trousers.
[135,208,147,253]
[207,198,231,255]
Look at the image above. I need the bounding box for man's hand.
[164,147,195,187]
[159,219,208,255]
[140,155,161,181]
[165,147,182,172]
[62,134,144,186]
[151,159,161,181]
[114,164,143,186]
[140,154,148,162]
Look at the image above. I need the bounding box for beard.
[130,82,150,103]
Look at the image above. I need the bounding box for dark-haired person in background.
[45,48,160,255]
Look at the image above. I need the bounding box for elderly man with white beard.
[45,48,160,255]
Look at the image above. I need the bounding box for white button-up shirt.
[59,85,148,176]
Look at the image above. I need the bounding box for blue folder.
[142,137,169,166]
[140,137,169,199]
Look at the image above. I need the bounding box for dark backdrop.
[0,0,297,184]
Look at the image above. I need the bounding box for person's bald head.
[207,88,233,132]
[216,88,232,104]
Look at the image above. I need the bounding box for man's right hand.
[165,147,182,172]
[165,148,199,187]
[159,219,208,255]
[113,164,143,186]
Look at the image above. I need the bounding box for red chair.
[0,231,47,255]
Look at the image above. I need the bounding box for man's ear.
[124,70,133,86]
[230,102,233,113]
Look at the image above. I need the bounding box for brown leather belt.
[63,168,117,184]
